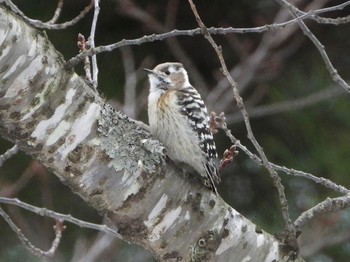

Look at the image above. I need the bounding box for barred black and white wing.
[177,86,220,192]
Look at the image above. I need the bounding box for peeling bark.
[0,5,304,261]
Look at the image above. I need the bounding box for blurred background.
[1,0,350,261]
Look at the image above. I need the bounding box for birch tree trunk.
[0,5,303,261]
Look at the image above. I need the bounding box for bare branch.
[311,1,350,14]
[0,206,65,258]
[271,164,350,195]
[207,4,302,107]
[3,0,94,30]
[77,33,93,84]
[0,197,121,238]
[207,0,331,111]
[292,0,350,25]
[65,11,331,70]
[48,220,66,257]
[0,144,18,167]
[275,0,350,92]
[312,15,350,25]
[89,0,100,89]
[294,195,350,231]
[47,0,64,24]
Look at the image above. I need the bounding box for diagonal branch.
[275,0,350,93]
[3,0,94,30]
[294,195,350,231]
[0,197,120,238]
[0,144,18,166]
[187,0,297,255]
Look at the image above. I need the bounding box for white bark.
[0,5,303,261]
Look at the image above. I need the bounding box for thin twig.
[0,144,19,167]
[77,34,93,83]
[309,0,350,14]
[89,0,100,89]
[225,87,345,124]
[47,220,66,257]
[65,10,329,70]
[47,0,64,24]
[3,0,94,30]
[312,15,350,25]
[271,164,350,195]
[0,197,121,238]
[0,207,65,258]
[208,0,330,110]
[292,0,350,25]
[65,0,350,70]
[275,0,350,93]
[294,195,350,231]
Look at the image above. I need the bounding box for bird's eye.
[164,70,170,75]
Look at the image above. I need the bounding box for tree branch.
[0,144,18,166]
[0,197,120,237]
[0,206,65,258]
[64,10,333,70]
[3,0,94,30]
[47,0,64,24]
[275,0,350,92]
[294,195,350,231]
[89,0,100,89]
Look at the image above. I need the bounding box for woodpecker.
[145,62,220,194]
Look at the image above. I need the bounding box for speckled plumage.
[146,62,220,194]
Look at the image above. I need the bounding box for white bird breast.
[148,89,207,175]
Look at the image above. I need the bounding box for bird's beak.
[144,68,167,84]
[144,68,155,75]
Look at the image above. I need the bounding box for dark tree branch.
[2,0,94,30]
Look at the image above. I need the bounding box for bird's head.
[145,62,190,91]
